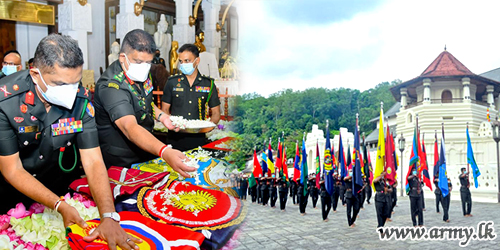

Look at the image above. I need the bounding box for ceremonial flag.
[315,141,321,189]
[433,130,439,181]
[385,126,396,185]
[405,127,420,194]
[276,138,282,175]
[324,122,334,195]
[282,146,289,181]
[421,134,433,190]
[347,143,352,169]
[373,107,385,188]
[438,125,449,197]
[261,149,268,176]
[467,126,481,188]
[293,141,301,182]
[300,137,308,196]
[367,149,374,185]
[267,140,275,175]
[249,148,262,188]
[352,116,364,195]
[339,133,347,181]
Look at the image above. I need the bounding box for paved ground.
[233,195,500,250]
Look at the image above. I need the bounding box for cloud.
[235,0,500,97]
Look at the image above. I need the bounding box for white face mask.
[34,69,79,110]
[123,54,151,82]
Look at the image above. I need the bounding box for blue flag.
[352,119,364,196]
[261,151,268,176]
[339,133,347,182]
[324,124,334,195]
[466,127,481,188]
[438,131,449,197]
[300,138,308,196]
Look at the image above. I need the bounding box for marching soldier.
[385,180,394,222]
[250,176,258,203]
[407,166,424,226]
[320,178,332,222]
[420,180,426,211]
[260,176,269,206]
[278,177,289,211]
[309,174,319,209]
[459,167,472,217]
[373,171,390,227]
[344,169,360,227]
[269,174,278,208]
[298,179,309,215]
[434,175,442,213]
[332,173,341,212]
[442,177,452,222]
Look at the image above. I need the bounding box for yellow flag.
[373,108,385,188]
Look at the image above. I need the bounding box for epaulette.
[200,74,214,81]
[0,71,32,102]
[168,73,182,79]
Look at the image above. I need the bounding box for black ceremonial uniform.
[344,178,360,226]
[434,178,442,213]
[0,71,97,212]
[408,175,423,226]
[442,181,452,222]
[460,173,472,216]
[162,71,220,151]
[260,177,269,206]
[278,178,288,210]
[374,179,389,227]
[94,61,157,168]
[269,178,278,208]
[309,178,319,208]
[331,175,341,211]
[320,181,332,220]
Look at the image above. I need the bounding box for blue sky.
[235,0,500,96]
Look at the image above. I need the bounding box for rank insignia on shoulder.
[173,87,184,92]
[18,125,38,134]
[0,85,12,97]
[86,102,95,117]
[108,82,120,90]
[84,88,90,97]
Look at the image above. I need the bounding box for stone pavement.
[233,196,500,250]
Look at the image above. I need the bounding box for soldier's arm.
[210,105,221,124]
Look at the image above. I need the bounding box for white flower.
[0,235,14,250]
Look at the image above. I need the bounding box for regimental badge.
[31,116,37,121]
[14,117,24,123]
[176,83,181,87]
[324,150,333,171]
[84,88,90,97]
[13,85,19,91]
[86,102,95,117]
[195,86,210,93]
[108,82,120,90]
[20,104,28,113]
[51,119,83,136]
[173,87,184,92]
[0,85,12,97]
[25,91,34,105]
[18,126,38,133]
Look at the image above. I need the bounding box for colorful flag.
[405,128,420,194]
[466,126,481,188]
[421,134,433,190]
[352,116,364,195]
[347,143,352,169]
[339,133,347,181]
[324,122,334,195]
[367,149,374,185]
[282,146,289,181]
[261,149,268,176]
[249,149,262,188]
[438,125,449,197]
[433,130,439,181]
[300,137,308,196]
[373,108,385,188]
[293,141,301,182]
[267,140,275,175]
[315,141,321,189]
[385,126,396,185]
[276,138,282,176]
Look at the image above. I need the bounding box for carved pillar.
[423,78,431,104]
[116,0,144,45]
[462,77,471,103]
[400,88,408,109]
[487,85,495,108]
[202,0,221,60]
[173,0,195,47]
[58,0,92,69]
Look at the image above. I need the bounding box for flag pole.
[467,122,470,174]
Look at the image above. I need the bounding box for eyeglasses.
[2,62,20,66]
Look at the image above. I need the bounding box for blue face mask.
[2,65,18,76]
[179,58,198,75]
[412,170,417,175]
[349,171,353,177]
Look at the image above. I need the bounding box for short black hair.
[28,58,34,64]
[120,29,156,55]
[178,44,199,58]
[461,167,466,171]
[33,33,83,70]
[4,50,21,58]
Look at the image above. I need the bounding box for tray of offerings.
[170,116,216,133]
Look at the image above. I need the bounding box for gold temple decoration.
[216,0,235,32]
[134,0,145,16]
[77,0,87,6]
[0,0,55,25]
[189,0,203,27]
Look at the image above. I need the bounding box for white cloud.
[235,0,500,97]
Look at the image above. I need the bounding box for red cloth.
[67,211,205,250]
[69,167,170,200]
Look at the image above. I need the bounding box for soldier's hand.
[59,202,87,228]
[160,115,180,132]
[162,148,197,178]
[83,218,142,250]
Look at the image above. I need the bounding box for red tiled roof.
[420,50,473,77]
